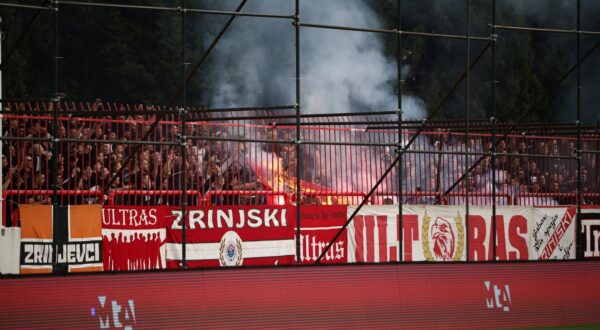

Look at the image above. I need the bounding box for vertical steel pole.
[51,0,59,274]
[0,15,3,227]
[491,0,497,261]
[294,0,302,263]
[180,0,188,268]
[576,0,582,259]
[396,0,403,262]
[51,1,59,207]
[464,0,471,261]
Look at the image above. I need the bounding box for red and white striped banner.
[166,206,296,268]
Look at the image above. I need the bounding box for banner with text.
[579,207,600,259]
[166,206,296,268]
[299,205,348,264]
[401,205,575,261]
[20,205,103,274]
[347,205,401,263]
[531,207,576,260]
[102,206,167,271]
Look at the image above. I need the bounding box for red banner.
[101,207,167,271]
[299,205,347,264]
[166,206,296,268]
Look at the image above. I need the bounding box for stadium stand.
[2,100,600,226]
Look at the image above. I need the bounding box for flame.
[248,150,342,205]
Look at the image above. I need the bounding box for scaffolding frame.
[1,0,599,264]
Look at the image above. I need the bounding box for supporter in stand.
[189,143,206,176]
[223,161,263,205]
[526,160,540,185]
[27,173,50,204]
[507,176,520,204]
[55,173,65,190]
[135,174,156,206]
[530,180,541,193]
[538,174,548,192]
[91,161,110,189]
[509,158,521,177]
[18,155,35,189]
[78,165,94,190]
[204,155,221,187]
[2,169,13,192]
[406,186,425,204]
[549,179,569,204]
[208,175,228,205]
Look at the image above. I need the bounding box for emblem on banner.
[219,231,243,266]
[422,211,464,261]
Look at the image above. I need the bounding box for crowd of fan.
[402,133,599,205]
[1,101,268,207]
[2,101,599,209]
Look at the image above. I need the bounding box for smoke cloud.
[201,0,426,119]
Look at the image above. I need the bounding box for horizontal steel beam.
[0,2,50,10]
[299,22,490,41]
[494,24,600,36]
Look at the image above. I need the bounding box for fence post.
[464,0,471,262]
[396,0,404,263]
[491,0,497,262]
[180,0,188,269]
[294,0,302,264]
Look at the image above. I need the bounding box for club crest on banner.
[219,231,243,267]
[422,211,464,261]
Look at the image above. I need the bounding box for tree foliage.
[1,0,598,123]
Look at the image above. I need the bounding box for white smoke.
[197,0,429,201]
[202,0,426,119]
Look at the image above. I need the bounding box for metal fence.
[3,100,599,226]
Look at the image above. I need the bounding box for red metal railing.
[444,191,513,205]
[2,190,103,226]
[204,190,290,206]
[515,192,600,206]
[106,190,203,206]
[2,100,599,212]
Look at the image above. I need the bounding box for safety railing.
[2,100,599,212]
[376,191,443,205]
[300,191,366,205]
[444,192,513,205]
[203,190,290,206]
[106,190,203,206]
[515,192,600,206]
[2,189,104,226]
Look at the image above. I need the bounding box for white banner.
[347,205,400,263]
[531,207,576,260]
[345,205,576,262]
[402,205,469,262]
[401,205,575,261]
[0,227,21,274]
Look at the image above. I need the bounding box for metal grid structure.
[1,0,599,264]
